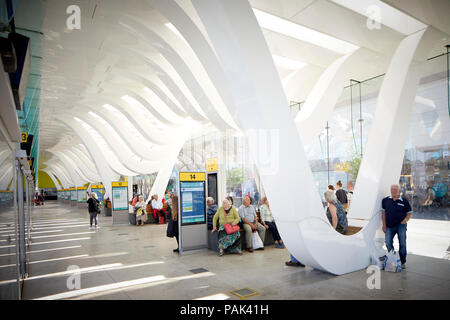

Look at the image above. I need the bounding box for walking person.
[87,192,100,229]
[382,184,413,269]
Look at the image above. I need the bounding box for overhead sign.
[21,132,27,143]
[179,172,206,182]
[206,158,219,172]
[112,181,128,187]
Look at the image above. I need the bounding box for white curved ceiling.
[12,0,449,188]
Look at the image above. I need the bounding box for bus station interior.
[0,0,449,300]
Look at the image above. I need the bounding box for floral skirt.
[218,226,241,253]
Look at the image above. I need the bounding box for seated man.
[206,197,218,230]
[151,194,165,224]
[238,195,266,252]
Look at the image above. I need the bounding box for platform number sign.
[21,132,27,143]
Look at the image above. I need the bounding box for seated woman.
[212,199,242,256]
[259,196,285,248]
[324,190,348,235]
[134,195,147,226]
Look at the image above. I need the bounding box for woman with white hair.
[212,199,242,256]
[324,190,348,234]
[87,192,100,229]
[135,195,147,226]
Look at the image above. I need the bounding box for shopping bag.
[251,231,264,250]
[383,250,402,272]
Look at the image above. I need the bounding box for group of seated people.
[131,193,170,226]
[209,194,285,256]
[208,187,350,260]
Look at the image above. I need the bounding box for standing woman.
[166,194,180,252]
[87,193,100,229]
[260,196,285,248]
[212,199,242,256]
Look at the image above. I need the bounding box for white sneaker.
[401,263,406,269]
[95,225,99,229]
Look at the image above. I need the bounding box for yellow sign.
[21,132,27,143]
[112,181,128,187]
[179,172,206,182]
[206,158,219,172]
[91,184,104,189]
[333,162,350,172]
[77,187,87,191]
[70,187,76,191]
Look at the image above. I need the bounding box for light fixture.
[329,0,427,35]
[252,8,359,54]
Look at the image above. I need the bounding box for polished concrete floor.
[1,201,449,300]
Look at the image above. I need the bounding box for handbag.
[224,210,240,235]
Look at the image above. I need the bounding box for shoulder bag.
[224,210,240,235]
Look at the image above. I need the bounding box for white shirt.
[151,199,163,210]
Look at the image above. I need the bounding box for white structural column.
[148,0,241,132]
[349,28,437,220]
[46,168,69,189]
[47,150,85,187]
[295,52,356,144]
[119,15,233,131]
[44,162,72,188]
[57,116,119,198]
[147,134,191,201]
[193,0,380,275]
[43,170,63,190]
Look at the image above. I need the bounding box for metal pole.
[13,157,21,300]
[446,45,449,117]
[326,121,330,186]
[17,162,27,279]
[359,80,363,158]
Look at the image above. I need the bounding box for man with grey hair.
[238,195,266,252]
[206,197,218,230]
[381,184,413,269]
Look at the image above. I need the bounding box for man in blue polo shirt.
[381,184,413,269]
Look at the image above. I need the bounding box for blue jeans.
[385,223,407,264]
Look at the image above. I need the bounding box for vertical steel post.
[13,157,21,300]
[17,162,26,278]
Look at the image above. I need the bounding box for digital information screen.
[70,189,77,201]
[180,181,206,225]
[112,186,128,210]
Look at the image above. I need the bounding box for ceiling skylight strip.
[252,8,359,54]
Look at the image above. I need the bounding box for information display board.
[70,188,77,201]
[77,187,87,203]
[91,184,104,205]
[112,182,128,210]
[179,172,206,226]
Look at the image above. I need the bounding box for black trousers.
[89,211,98,226]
